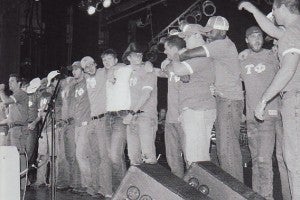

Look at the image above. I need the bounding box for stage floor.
[24,145,284,200]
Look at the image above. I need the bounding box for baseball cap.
[81,56,96,70]
[67,61,81,71]
[122,42,146,65]
[27,77,41,94]
[178,24,209,38]
[204,16,229,31]
[245,26,263,37]
[46,70,60,87]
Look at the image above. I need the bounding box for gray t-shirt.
[240,49,280,121]
[203,37,243,100]
[73,78,91,127]
[8,90,28,125]
[178,57,216,111]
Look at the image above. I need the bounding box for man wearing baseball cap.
[239,26,290,199]
[68,60,97,195]
[166,26,217,170]
[80,56,112,197]
[239,0,300,198]
[180,16,244,182]
[58,63,81,192]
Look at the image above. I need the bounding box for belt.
[8,123,25,129]
[55,117,74,128]
[91,113,105,120]
[106,110,131,116]
[106,110,144,117]
[65,117,74,125]
[130,110,144,115]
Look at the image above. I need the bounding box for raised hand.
[238,1,256,13]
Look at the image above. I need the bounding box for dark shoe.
[56,186,71,191]
[91,193,105,198]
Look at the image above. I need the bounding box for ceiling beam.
[105,0,150,19]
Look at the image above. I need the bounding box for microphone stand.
[38,78,61,200]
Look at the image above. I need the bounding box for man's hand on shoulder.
[161,59,171,72]
[239,49,250,60]
[143,61,154,72]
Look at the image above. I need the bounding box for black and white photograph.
[0,0,300,199]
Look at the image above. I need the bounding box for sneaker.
[91,193,105,198]
[71,187,86,194]
[86,187,97,196]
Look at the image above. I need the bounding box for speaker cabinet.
[113,164,211,200]
[183,162,265,200]
[0,146,20,200]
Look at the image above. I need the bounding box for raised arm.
[0,84,15,105]
[238,1,284,39]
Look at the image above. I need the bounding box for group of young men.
[0,0,299,199]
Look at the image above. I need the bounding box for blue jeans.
[75,124,92,189]
[87,117,112,196]
[215,96,243,182]
[281,91,300,200]
[247,119,276,200]
[61,124,81,188]
[106,113,127,192]
[164,122,186,178]
[275,119,292,200]
[127,113,157,165]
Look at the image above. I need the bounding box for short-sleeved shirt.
[61,81,75,120]
[8,90,28,125]
[106,66,132,112]
[73,78,91,127]
[277,16,300,92]
[203,37,243,100]
[166,72,180,123]
[28,92,39,122]
[129,66,157,117]
[240,49,280,121]
[86,68,107,116]
[178,57,216,111]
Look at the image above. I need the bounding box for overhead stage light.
[87,5,96,15]
[103,0,112,8]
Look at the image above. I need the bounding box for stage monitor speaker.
[0,146,20,200]
[183,161,265,200]
[112,163,212,200]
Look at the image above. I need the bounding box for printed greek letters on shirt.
[244,63,266,74]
